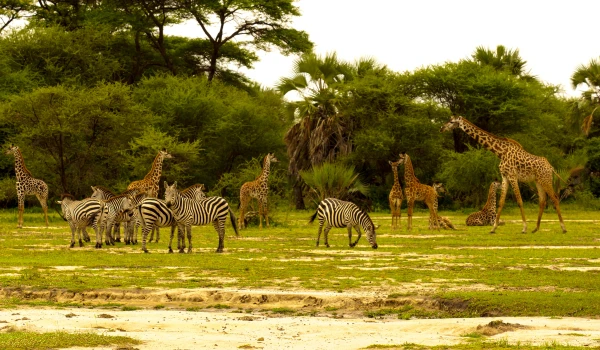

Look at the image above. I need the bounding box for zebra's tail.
[309,210,318,224]
[229,208,239,236]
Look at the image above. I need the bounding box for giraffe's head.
[267,153,278,163]
[388,159,401,168]
[164,181,179,207]
[433,182,447,195]
[440,115,463,133]
[491,179,502,191]
[160,148,173,159]
[397,152,409,165]
[5,144,18,156]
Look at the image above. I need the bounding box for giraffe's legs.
[426,200,440,231]
[239,192,249,229]
[17,196,24,228]
[36,194,49,227]
[509,178,527,233]
[407,200,414,231]
[261,198,270,228]
[532,182,547,233]
[536,181,567,233]
[491,177,510,234]
[257,200,263,229]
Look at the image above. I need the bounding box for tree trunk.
[293,180,305,210]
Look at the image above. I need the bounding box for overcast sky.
[172,0,599,97]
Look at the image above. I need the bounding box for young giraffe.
[5,145,49,228]
[388,159,404,230]
[127,148,172,198]
[466,180,502,226]
[238,153,278,229]
[441,116,567,233]
[397,153,440,231]
[430,182,456,230]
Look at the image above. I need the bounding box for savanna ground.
[0,204,600,349]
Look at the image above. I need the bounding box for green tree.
[300,162,368,204]
[0,83,156,198]
[179,0,313,81]
[0,0,31,33]
[472,45,532,78]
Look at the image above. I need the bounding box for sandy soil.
[2,308,600,350]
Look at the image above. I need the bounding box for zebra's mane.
[105,193,130,202]
[93,186,116,195]
[61,193,75,200]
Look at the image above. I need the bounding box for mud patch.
[475,320,530,336]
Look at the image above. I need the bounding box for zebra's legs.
[69,223,77,248]
[349,225,362,247]
[213,220,225,253]
[82,227,91,242]
[185,225,193,254]
[114,223,121,242]
[315,220,324,247]
[323,225,332,248]
[168,224,177,253]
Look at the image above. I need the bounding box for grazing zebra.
[98,194,135,246]
[309,198,378,249]
[135,197,181,253]
[56,195,105,248]
[164,181,239,253]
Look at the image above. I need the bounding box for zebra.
[309,198,378,249]
[164,181,238,253]
[143,183,207,244]
[56,194,105,248]
[98,194,136,246]
[135,197,182,253]
[91,186,140,242]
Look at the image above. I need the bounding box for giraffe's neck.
[392,166,401,189]
[482,184,497,211]
[403,156,419,186]
[257,157,271,185]
[145,154,164,181]
[458,120,515,157]
[12,149,31,182]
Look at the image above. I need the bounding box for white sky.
[171,0,599,97]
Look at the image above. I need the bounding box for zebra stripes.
[164,181,238,253]
[135,197,180,253]
[309,198,378,249]
[57,195,105,248]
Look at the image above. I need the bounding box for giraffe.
[238,153,278,229]
[466,180,502,226]
[430,182,456,230]
[388,159,404,230]
[5,145,49,228]
[397,153,440,231]
[127,148,172,198]
[441,115,567,233]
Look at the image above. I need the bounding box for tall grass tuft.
[300,162,368,203]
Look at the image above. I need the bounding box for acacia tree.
[179,0,313,81]
[0,0,31,33]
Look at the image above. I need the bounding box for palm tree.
[472,45,533,79]
[276,52,382,208]
[571,58,600,135]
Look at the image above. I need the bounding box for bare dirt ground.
[2,288,600,349]
[3,307,600,349]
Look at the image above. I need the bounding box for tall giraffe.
[239,153,278,229]
[5,145,49,228]
[127,148,172,198]
[397,153,440,231]
[388,159,404,230]
[441,116,566,233]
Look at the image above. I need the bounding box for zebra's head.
[364,217,378,249]
[164,181,179,207]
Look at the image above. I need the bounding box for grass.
[0,204,599,318]
[362,341,597,349]
[0,330,141,349]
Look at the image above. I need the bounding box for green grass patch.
[270,307,295,315]
[0,330,141,349]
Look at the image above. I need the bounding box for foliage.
[0,331,141,349]
[436,147,500,207]
[0,83,156,198]
[133,75,289,189]
[299,162,368,204]
[571,57,600,136]
[0,0,31,33]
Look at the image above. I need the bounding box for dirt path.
[3,307,600,349]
